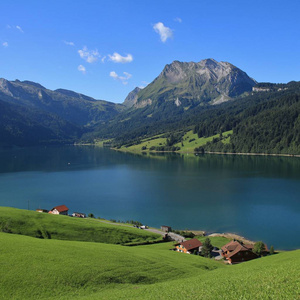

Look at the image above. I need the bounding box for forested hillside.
[108,81,300,155]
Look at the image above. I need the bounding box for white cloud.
[64,40,75,46]
[174,17,182,23]
[78,46,100,63]
[16,25,24,33]
[109,71,132,85]
[78,65,86,74]
[108,52,133,63]
[101,56,107,63]
[153,22,173,42]
[2,42,8,47]
[109,71,118,79]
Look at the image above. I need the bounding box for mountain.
[125,58,257,109]
[123,87,142,108]
[0,99,83,146]
[0,78,125,146]
[103,81,300,155]
[0,78,124,126]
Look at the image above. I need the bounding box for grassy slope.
[0,207,160,245]
[0,207,299,299]
[0,232,299,299]
[101,249,300,300]
[119,130,232,153]
[0,233,223,300]
[175,130,232,152]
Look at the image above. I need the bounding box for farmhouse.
[176,238,202,254]
[221,240,258,264]
[49,205,69,215]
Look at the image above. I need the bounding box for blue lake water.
[0,146,299,250]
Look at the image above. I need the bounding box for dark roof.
[222,240,257,258]
[222,241,238,252]
[51,205,69,212]
[180,238,202,251]
[226,244,256,258]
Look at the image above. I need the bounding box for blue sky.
[1,0,299,103]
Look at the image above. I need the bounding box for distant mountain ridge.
[0,78,124,126]
[0,78,125,146]
[124,58,257,108]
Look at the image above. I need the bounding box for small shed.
[161,225,172,232]
[49,205,69,215]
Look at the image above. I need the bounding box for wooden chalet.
[49,205,69,215]
[176,238,203,254]
[221,240,257,264]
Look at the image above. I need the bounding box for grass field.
[196,236,231,249]
[119,130,232,154]
[0,232,299,299]
[1,207,299,299]
[0,207,161,245]
[0,232,224,299]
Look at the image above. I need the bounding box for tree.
[88,213,95,218]
[253,241,266,256]
[201,238,213,258]
[269,245,275,255]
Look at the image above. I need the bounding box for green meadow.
[0,207,299,299]
[119,130,232,153]
[0,207,161,245]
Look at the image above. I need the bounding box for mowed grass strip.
[0,207,161,245]
[0,233,224,299]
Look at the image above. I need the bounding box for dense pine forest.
[105,81,300,155]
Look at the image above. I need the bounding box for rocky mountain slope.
[123,87,142,108]
[124,58,257,109]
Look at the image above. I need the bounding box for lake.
[0,146,299,250]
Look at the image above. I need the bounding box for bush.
[253,241,266,256]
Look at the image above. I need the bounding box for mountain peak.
[14,80,46,89]
[133,58,257,109]
[123,87,142,108]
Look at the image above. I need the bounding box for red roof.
[51,205,69,212]
[180,238,202,251]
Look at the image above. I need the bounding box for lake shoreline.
[113,147,300,158]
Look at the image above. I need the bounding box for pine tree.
[201,238,213,258]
